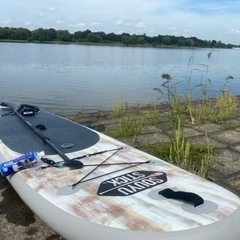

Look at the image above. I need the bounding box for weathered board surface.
[0,103,240,240]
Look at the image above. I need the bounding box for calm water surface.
[0,42,239,115]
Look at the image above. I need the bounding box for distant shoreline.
[1,26,237,49]
[0,39,234,50]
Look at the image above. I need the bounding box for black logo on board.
[97,171,167,196]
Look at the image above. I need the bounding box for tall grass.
[186,83,237,125]
[142,102,161,126]
[109,101,160,138]
[110,114,143,138]
[112,100,129,118]
[155,52,237,126]
[214,87,237,122]
[146,121,214,177]
[154,74,184,129]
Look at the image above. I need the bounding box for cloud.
[230,29,240,34]
[167,27,177,31]
[38,13,45,17]
[24,21,32,26]
[91,22,101,26]
[47,7,56,12]
[135,22,147,29]
[3,19,12,24]
[116,29,124,35]
[69,22,87,28]
[166,0,240,15]
[114,20,122,25]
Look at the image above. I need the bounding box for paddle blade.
[64,160,84,169]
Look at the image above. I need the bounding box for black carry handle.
[159,188,204,207]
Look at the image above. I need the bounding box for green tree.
[96,31,106,41]
[106,32,121,42]
[45,28,57,41]
[144,35,155,44]
[185,38,195,47]
[6,28,16,40]
[169,35,178,45]
[80,29,92,39]
[156,35,163,44]
[215,41,224,48]
[137,36,145,45]
[0,27,9,39]
[130,35,138,44]
[14,28,31,40]
[162,36,171,45]
[31,28,46,42]
[56,30,71,41]
[86,33,102,43]
[177,38,185,47]
[211,40,217,47]
[73,31,83,41]
[121,35,131,45]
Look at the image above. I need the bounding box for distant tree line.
[0,26,237,48]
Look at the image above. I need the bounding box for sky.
[1,0,240,45]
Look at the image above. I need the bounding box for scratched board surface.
[0,103,240,240]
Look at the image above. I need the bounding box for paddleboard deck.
[0,101,239,240]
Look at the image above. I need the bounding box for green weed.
[109,115,143,138]
[146,122,214,177]
[112,100,129,118]
[108,101,161,138]
[142,102,161,126]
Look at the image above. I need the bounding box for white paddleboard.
[0,101,239,240]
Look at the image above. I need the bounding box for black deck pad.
[0,108,100,155]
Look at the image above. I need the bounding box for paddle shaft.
[84,161,150,167]
[6,102,71,162]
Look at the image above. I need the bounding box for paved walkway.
[0,103,240,239]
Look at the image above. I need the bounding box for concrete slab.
[212,130,240,145]
[213,149,240,175]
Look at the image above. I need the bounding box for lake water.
[0,42,239,115]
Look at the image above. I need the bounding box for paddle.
[40,146,126,169]
[41,157,150,169]
[81,160,151,167]
[2,100,82,167]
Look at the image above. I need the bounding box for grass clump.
[142,102,161,126]
[214,91,237,122]
[110,115,143,138]
[186,90,237,125]
[108,101,161,138]
[146,121,214,177]
[112,100,129,118]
